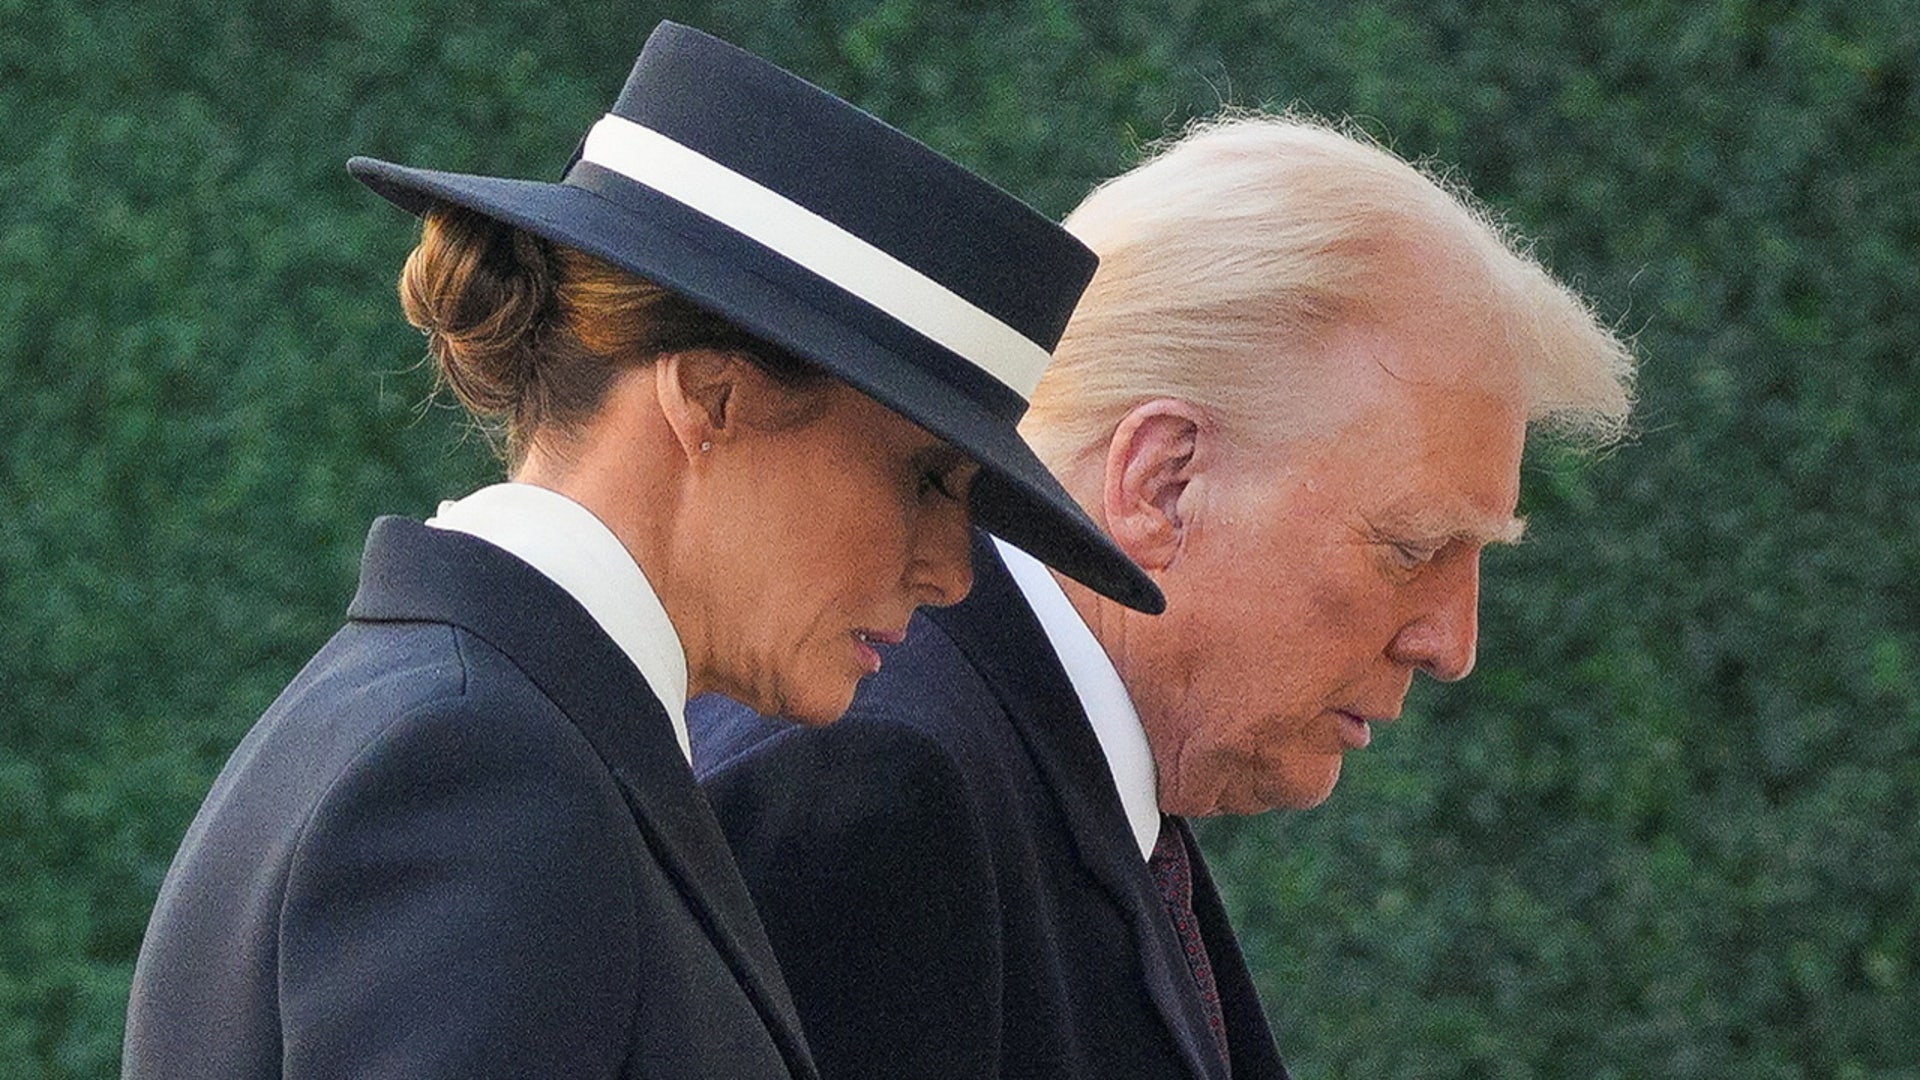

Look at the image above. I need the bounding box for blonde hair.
[1020,113,1636,476]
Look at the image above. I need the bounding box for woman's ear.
[1101,399,1208,571]
[655,350,740,461]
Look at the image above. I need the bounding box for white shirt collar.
[993,537,1161,861]
[427,482,692,762]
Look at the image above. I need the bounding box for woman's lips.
[852,627,906,674]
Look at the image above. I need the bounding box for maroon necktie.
[1149,817,1231,1075]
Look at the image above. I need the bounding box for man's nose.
[1387,553,1481,682]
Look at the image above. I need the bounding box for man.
[691,115,1635,1079]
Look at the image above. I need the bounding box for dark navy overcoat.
[693,534,1289,1080]
[125,517,816,1079]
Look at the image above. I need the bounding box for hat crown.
[600,22,1094,357]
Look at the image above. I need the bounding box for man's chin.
[1188,781,1340,818]
[1259,757,1344,813]
[1162,750,1344,816]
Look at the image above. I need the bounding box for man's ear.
[655,350,739,461]
[1102,399,1207,572]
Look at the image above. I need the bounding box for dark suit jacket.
[124,517,816,1080]
[692,535,1288,1080]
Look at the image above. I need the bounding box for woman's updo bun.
[398,205,822,465]
[401,206,587,455]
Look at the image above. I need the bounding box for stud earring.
[700,440,712,453]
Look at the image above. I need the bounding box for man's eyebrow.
[1372,508,1528,547]
[1482,515,1528,546]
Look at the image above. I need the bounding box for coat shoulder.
[127,619,655,1078]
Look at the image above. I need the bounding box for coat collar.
[926,531,1230,1080]
[347,516,817,1080]
[992,536,1161,859]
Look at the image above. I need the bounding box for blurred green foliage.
[3,0,1915,1076]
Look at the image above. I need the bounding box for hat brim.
[348,157,1165,614]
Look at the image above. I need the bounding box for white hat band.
[580,114,1052,400]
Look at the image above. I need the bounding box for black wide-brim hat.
[348,21,1162,614]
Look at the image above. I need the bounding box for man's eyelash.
[1388,541,1440,568]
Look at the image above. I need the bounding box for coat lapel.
[348,517,817,1080]
[927,533,1229,1080]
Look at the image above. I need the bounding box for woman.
[122,22,1160,1080]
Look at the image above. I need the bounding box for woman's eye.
[911,452,977,504]
[919,469,959,500]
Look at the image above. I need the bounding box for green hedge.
[5,1,1914,1075]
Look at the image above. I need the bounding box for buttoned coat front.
[692,536,1289,1080]
[124,517,816,1080]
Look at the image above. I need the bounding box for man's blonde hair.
[1021,113,1636,475]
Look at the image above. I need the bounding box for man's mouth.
[1336,710,1374,749]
